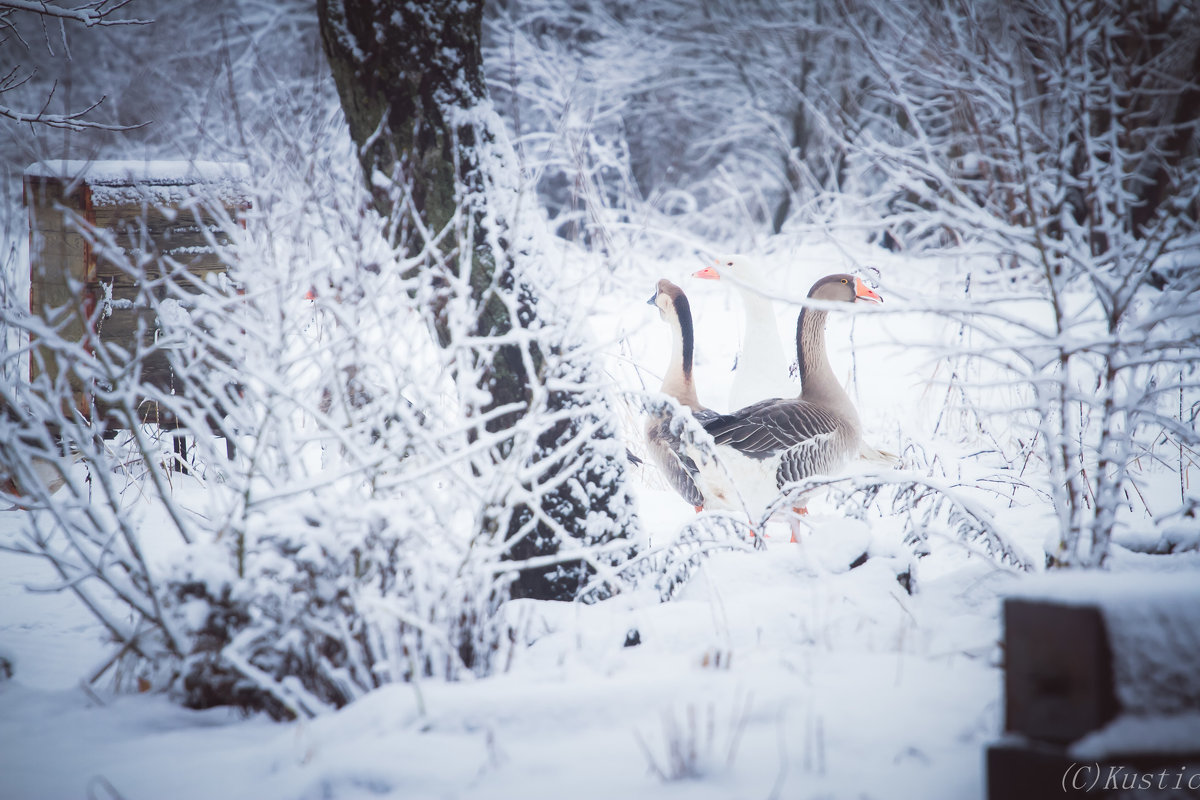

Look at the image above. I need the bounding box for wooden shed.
[24,160,250,429]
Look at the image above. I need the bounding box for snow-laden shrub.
[162,500,513,719]
[1,87,637,717]
[833,0,1200,565]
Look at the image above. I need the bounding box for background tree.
[316,0,638,600]
[481,0,893,254]
[834,0,1200,565]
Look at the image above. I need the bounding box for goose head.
[808,273,882,304]
[648,279,695,369]
[793,273,882,414]
[648,280,696,374]
[692,254,768,290]
[647,278,690,321]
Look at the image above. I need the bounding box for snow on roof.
[25,160,251,208]
[25,160,251,184]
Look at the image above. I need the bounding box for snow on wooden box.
[988,572,1200,799]
[24,160,249,426]
[1005,572,1200,730]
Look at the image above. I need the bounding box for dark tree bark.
[317,0,636,601]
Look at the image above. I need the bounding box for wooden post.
[1004,599,1118,742]
[24,170,95,419]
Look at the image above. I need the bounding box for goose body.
[697,257,897,466]
[643,279,728,509]
[693,255,796,410]
[701,274,882,525]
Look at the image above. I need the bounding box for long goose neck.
[662,297,703,410]
[796,307,857,423]
[736,286,789,371]
[736,284,774,320]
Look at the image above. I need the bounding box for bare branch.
[0,1,151,130]
[0,0,149,27]
[0,89,147,130]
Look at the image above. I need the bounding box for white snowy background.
[2,2,1198,798]
[2,241,1195,798]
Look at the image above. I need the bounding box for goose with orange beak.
[701,273,882,540]
[692,255,796,410]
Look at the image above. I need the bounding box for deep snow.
[1,504,1015,800]
[2,244,1197,799]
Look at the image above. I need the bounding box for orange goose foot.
[788,506,809,543]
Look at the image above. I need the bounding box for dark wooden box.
[989,578,1200,800]
[1004,599,1118,743]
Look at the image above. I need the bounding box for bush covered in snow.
[1,0,1197,727]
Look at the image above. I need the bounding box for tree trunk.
[317,0,636,600]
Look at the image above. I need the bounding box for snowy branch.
[0,94,145,130]
[0,0,148,27]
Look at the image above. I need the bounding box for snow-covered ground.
[0,500,1015,800]
[2,243,1196,799]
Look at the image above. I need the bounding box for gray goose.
[701,274,882,536]
[696,256,896,465]
[644,279,724,510]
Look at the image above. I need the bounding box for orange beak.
[693,264,721,280]
[854,277,882,303]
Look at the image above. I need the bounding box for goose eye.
[841,278,848,284]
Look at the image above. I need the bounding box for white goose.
[701,273,882,538]
[692,255,795,410]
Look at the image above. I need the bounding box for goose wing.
[646,408,721,508]
[704,399,838,457]
[704,399,849,485]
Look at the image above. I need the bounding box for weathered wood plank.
[1004,599,1118,743]
[988,740,1200,800]
[94,252,230,283]
[92,203,242,233]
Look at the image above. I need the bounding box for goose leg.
[746,528,770,549]
[788,506,809,543]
